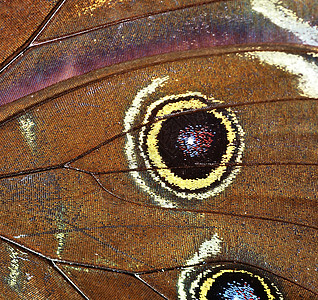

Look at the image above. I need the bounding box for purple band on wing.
[0,0,314,105]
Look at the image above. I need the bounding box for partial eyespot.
[176,236,284,300]
[178,264,283,300]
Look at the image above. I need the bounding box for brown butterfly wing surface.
[0,0,317,299]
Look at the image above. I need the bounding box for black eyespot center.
[156,110,228,179]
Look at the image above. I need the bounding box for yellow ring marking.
[146,99,236,190]
[199,269,276,300]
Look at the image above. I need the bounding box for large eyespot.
[124,84,244,207]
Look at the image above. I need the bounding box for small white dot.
[187,136,194,145]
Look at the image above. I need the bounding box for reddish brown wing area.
[0,0,317,299]
[0,0,60,66]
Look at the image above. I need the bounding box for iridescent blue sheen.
[220,281,260,300]
[176,124,215,158]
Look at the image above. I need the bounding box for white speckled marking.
[252,0,318,46]
[18,114,36,151]
[178,234,222,300]
[248,51,318,98]
[123,77,175,208]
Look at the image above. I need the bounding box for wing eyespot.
[124,81,245,208]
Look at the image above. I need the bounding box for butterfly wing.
[0,0,317,299]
